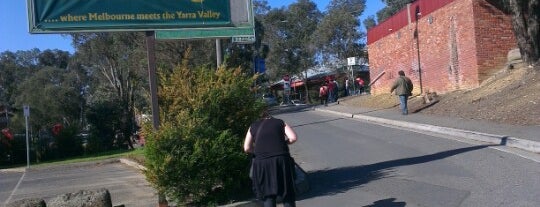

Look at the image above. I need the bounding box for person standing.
[319,84,329,106]
[344,77,350,96]
[326,80,334,103]
[332,79,339,102]
[244,111,298,207]
[356,77,365,95]
[390,70,414,115]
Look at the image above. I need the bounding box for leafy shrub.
[53,125,83,158]
[85,100,123,153]
[144,64,265,205]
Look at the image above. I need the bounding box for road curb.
[118,158,147,171]
[314,108,540,154]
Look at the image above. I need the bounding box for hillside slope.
[341,65,540,126]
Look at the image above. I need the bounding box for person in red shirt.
[319,84,329,106]
[356,77,365,95]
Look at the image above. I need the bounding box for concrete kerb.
[119,158,147,171]
[505,137,540,154]
[314,108,540,154]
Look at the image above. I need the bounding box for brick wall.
[367,0,516,95]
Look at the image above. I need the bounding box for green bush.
[85,100,123,153]
[54,125,83,159]
[144,64,265,205]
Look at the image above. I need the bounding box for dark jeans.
[264,195,296,207]
[320,95,328,106]
[399,95,409,114]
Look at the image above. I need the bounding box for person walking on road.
[244,110,298,207]
[390,70,414,115]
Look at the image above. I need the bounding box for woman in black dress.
[244,111,298,207]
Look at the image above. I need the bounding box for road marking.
[3,170,26,207]
[489,147,540,163]
[314,110,540,164]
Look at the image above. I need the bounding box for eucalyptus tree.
[38,49,70,69]
[314,0,367,68]
[376,0,413,23]
[71,32,149,149]
[0,52,19,105]
[261,0,322,102]
[13,67,81,131]
[0,50,42,106]
[156,39,218,71]
[363,15,377,31]
[486,0,539,67]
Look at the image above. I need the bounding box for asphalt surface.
[223,102,540,207]
[314,102,540,154]
[1,159,157,207]
[2,102,538,207]
[268,101,540,154]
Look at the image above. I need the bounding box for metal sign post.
[23,105,30,168]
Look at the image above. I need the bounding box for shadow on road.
[298,145,495,201]
[363,198,406,207]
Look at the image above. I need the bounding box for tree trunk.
[509,0,540,66]
[303,69,310,104]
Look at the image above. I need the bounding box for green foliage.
[72,32,148,150]
[314,8,365,61]
[144,124,251,205]
[53,125,83,159]
[262,1,322,80]
[144,64,265,205]
[363,15,377,31]
[85,100,123,153]
[158,65,265,137]
[13,67,83,130]
[377,0,414,22]
[0,134,13,165]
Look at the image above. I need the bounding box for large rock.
[506,48,525,69]
[507,48,522,62]
[6,198,46,207]
[47,189,113,207]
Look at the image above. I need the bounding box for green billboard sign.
[28,0,231,33]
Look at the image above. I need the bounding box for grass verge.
[0,148,145,169]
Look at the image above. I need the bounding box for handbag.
[291,158,309,195]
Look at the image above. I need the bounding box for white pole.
[24,105,30,168]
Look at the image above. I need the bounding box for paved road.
[1,160,157,207]
[276,110,540,207]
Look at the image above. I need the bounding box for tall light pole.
[414,6,424,94]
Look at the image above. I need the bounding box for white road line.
[490,147,540,163]
[3,170,26,207]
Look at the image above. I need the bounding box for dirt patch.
[341,65,540,126]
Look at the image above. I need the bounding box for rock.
[47,188,113,207]
[507,48,522,62]
[6,198,46,207]
[506,48,525,69]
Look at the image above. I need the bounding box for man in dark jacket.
[390,70,413,115]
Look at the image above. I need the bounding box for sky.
[0,0,384,54]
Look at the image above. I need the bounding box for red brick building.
[367,0,516,95]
